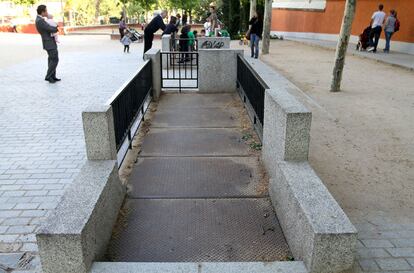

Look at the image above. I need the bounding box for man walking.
[35,5,60,83]
[143,10,167,57]
[368,4,386,53]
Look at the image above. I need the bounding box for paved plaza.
[0,33,145,271]
[0,33,413,273]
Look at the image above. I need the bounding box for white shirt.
[371,11,386,28]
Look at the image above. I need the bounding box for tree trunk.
[249,0,257,18]
[261,0,272,55]
[94,0,101,22]
[330,0,356,92]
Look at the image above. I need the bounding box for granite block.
[199,49,243,93]
[269,161,357,273]
[144,48,161,101]
[82,105,117,161]
[262,89,311,173]
[36,160,126,273]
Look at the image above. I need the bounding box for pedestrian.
[248,11,263,59]
[208,3,218,36]
[176,14,181,28]
[144,10,167,57]
[119,17,127,40]
[162,16,178,36]
[182,13,188,26]
[188,30,197,51]
[121,30,132,53]
[367,4,386,53]
[179,25,191,63]
[204,18,211,37]
[383,10,397,53]
[35,5,60,83]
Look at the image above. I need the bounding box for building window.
[272,0,327,10]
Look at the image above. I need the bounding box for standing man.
[35,5,60,83]
[368,4,386,53]
[143,10,167,57]
[208,3,218,36]
[36,5,60,83]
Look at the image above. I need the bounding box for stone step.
[151,107,240,128]
[140,128,251,157]
[91,261,308,273]
[106,198,290,262]
[127,157,267,198]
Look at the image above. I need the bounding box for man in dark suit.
[35,5,60,83]
[143,10,167,57]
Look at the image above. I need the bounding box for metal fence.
[236,54,267,133]
[107,60,153,164]
[161,51,198,92]
[170,37,198,52]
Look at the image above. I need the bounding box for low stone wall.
[197,37,231,49]
[36,105,126,273]
[198,49,243,93]
[36,160,126,273]
[246,58,357,273]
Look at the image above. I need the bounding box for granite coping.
[90,261,308,273]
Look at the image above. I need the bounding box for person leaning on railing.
[143,10,167,58]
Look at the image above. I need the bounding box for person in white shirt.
[367,4,386,53]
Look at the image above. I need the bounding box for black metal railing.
[237,54,267,127]
[170,37,198,52]
[161,51,198,92]
[108,61,152,163]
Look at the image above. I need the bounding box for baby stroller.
[127,28,143,43]
[356,26,371,51]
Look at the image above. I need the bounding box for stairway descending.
[106,93,290,262]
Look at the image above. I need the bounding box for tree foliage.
[10,0,36,6]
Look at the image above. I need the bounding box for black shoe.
[47,79,56,83]
[53,78,61,81]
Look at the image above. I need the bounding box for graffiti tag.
[200,41,225,49]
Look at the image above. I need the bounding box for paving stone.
[387,248,414,258]
[2,218,32,226]
[0,253,23,269]
[362,239,394,248]
[0,45,143,250]
[359,259,380,271]
[5,225,36,235]
[406,258,414,267]
[376,258,412,271]
[357,248,391,258]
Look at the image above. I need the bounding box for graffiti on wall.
[200,40,225,49]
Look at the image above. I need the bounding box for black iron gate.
[160,51,198,92]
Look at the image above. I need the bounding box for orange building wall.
[271,0,414,43]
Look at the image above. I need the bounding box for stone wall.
[198,49,243,93]
[245,58,358,273]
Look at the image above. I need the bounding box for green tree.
[10,0,36,6]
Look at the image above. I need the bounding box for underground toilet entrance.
[104,93,292,264]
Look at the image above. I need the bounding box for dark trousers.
[144,32,153,56]
[45,49,59,80]
[119,28,125,40]
[124,45,130,53]
[369,26,382,51]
